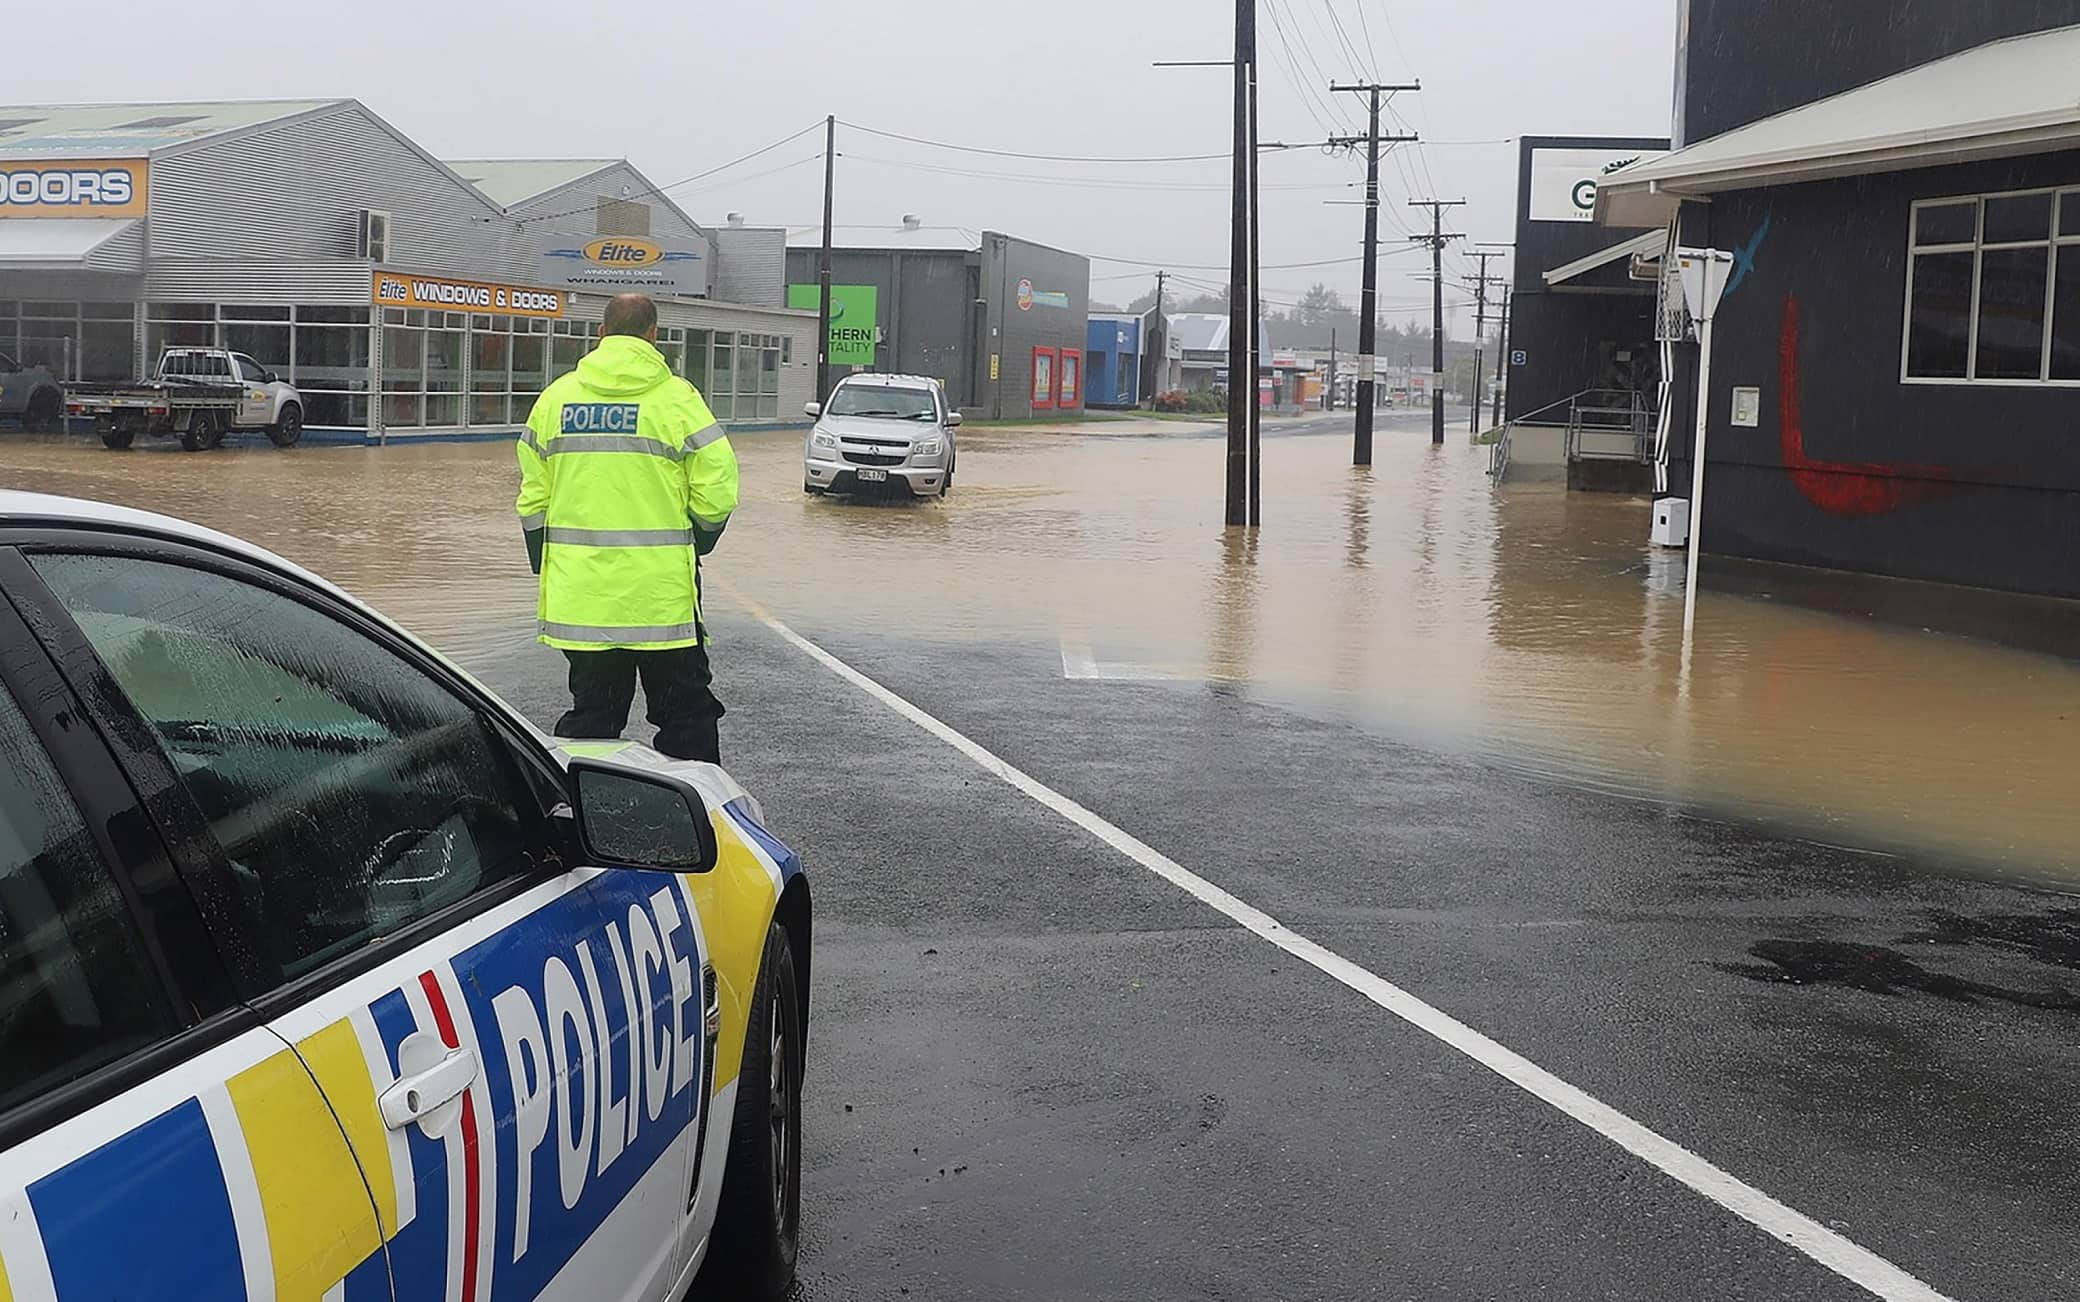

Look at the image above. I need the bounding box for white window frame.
[1901,184,2080,387]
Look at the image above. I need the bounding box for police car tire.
[700,921,802,1299]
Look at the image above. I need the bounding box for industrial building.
[0,99,815,442]
[1593,2,2080,600]
[784,229,1090,419]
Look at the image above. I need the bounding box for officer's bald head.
[601,293,658,341]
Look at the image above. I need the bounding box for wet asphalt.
[480,594,2080,1302]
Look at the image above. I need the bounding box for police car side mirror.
[568,759,719,873]
[803,401,822,418]
[945,411,963,427]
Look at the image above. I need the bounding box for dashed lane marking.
[746,602,1958,1302]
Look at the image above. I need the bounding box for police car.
[0,492,810,1301]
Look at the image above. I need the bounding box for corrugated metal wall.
[712,226,785,308]
[149,105,521,276]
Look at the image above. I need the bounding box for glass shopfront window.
[0,301,136,381]
[711,332,735,420]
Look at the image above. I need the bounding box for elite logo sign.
[373,272,566,319]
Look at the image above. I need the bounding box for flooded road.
[3,422,2075,878]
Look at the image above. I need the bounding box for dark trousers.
[557,646,725,763]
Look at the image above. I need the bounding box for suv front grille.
[842,450,905,467]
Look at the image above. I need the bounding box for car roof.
[837,373,942,390]
[0,490,551,743]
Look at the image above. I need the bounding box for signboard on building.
[539,233,705,296]
[785,283,879,366]
[1527,147,1667,223]
[1015,277,1072,311]
[0,159,147,219]
[374,271,565,319]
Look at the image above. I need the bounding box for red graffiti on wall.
[1779,294,1961,517]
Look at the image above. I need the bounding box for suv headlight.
[912,437,942,457]
[810,430,837,450]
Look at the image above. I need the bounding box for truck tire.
[24,388,62,435]
[180,409,224,452]
[98,418,135,451]
[267,404,303,448]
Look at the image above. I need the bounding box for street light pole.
[817,114,836,406]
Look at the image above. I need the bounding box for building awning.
[1597,23,2080,227]
[1543,230,1668,287]
[0,219,143,272]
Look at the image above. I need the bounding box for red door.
[1058,351,1082,410]
[1031,348,1057,411]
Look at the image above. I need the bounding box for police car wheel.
[700,921,802,1299]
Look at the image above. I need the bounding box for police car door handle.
[379,1037,479,1133]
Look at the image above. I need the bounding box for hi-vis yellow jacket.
[516,334,739,650]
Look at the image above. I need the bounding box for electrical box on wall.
[1651,496,1691,548]
[1731,386,1760,428]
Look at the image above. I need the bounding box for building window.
[1905,187,2080,384]
[0,301,137,381]
[1032,347,1057,409]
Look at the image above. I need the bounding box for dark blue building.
[1086,313,1143,409]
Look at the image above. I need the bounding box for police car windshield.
[828,385,936,420]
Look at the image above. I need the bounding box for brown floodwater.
[2,425,2075,880]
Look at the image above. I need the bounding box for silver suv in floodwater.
[803,374,960,498]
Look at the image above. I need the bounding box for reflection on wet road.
[5,420,2075,877]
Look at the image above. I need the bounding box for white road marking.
[1059,636,1186,682]
[748,605,1958,1302]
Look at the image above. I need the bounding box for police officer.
[516,292,739,762]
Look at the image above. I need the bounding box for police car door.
[0,562,393,1302]
[13,541,707,1302]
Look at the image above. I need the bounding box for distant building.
[1086,313,1144,408]
[784,228,1090,418]
[0,98,814,442]
[1595,2,2080,600]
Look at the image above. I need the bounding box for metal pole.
[1493,288,1509,427]
[1683,314,1714,639]
[1355,88,1381,465]
[1226,0,1252,527]
[817,115,836,405]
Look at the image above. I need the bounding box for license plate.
[854,467,888,482]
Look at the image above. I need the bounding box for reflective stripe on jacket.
[515,334,739,651]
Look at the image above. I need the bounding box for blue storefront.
[1086,313,1143,408]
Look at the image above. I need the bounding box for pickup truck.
[0,351,65,433]
[68,348,304,450]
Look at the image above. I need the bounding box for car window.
[827,384,939,421]
[31,553,540,983]
[233,354,266,383]
[0,683,172,1114]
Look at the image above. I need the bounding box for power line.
[1315,0,1373,81]
[842,151,1352,194]
[838,120,1255,165]
[508,120,824,227]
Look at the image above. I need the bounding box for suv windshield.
[827,385,937,421]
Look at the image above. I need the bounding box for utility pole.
[1492,286,1511,427]
[1464,248,1506,435]
[1248,58,1262,527]
[1226,0,1254,527]
[1142,269,1167,408]
[1327,325,1337,411]
[817,114,836,405]
[1329,83,1419,466]
[1408,199,1465,445]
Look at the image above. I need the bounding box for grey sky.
[6,0,1675,331]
